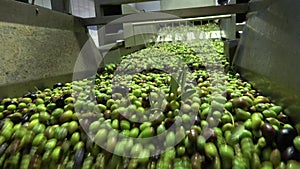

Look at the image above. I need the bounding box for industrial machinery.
[0,0,300,168]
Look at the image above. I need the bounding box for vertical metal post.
[50,0,71,14]
[220,0,236,40]
[95,0,105,46]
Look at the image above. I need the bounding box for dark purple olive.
[231,97,250,109]
[74,148,85,169]
[282,146,298,162]
[151,112,165,127]
[2,110,12,117]
[249,106,256,113]
[194,115,201,126]
[188,64,195,71]
[147,88,156,94]
[55,97,65,108]
[202,128,217,143]
[22,114,30,124]
[151,152,160,161]
[164,118,175,129]
[276,128,297,151]
[4,100,18,108]
[53,82,64,89]
[23,93,37,100]
[63,93,72,100]
[222,91,232,100]
[142,97,150,108]
[188,128,199,143]
[96,96,107,104]
[254,92,261,97]
[7,113,22,124]
[261,123,276,142]
[277,113,290,124]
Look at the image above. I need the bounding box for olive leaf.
[177,89,196,101]
[169,76,179,98]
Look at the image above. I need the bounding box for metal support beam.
[80,3,249,26]
[99,0,159,5]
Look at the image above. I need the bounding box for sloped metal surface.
[234,0,300,122]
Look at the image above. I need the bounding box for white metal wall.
[29,0,51,9]
[28,0,98,47]
[71,0,95,18]
[28,0,95,18]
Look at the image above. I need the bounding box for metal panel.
[0,0,81,30]
[234,0,300,123]
[98,0,158,5]
[0,0,91,98]
[160,0,215,10]
[80,3,249,26]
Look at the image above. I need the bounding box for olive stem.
[225,110,235,126]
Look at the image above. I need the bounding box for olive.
[222,91,232,100]
[191,153,204,169]
[96,96,108,104]
[188,128,199,143]
[164,118,175,129]
[55,97,65,108]
[0,143,8,156]
[104,110,111,119]
[7,113,22,123]
[142,96,150,108]
[151,112,165,127]
[270,149,281,166]
[202,128,217,143]
[261,123,276,143]
[276,128,297,151]
[53,82,64,89]
[282,146,298,162]
[194,115,201,126]
[62,93,72,100]
[277,113,290,124]
[74,148,85,169]
[23,93,37,100]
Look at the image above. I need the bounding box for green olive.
[129,127,139,138]
[286,160,300,169]
[270,149,281,167]
[68,121,79,134]
[94,129,108,145]
[293,136,300,151]
[205,142,218,160]
[251,113,262,130]
[120,120,131,130]
[70,132,80,146]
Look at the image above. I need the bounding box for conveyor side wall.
[234,0,300,122]
[0,0,93,98]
